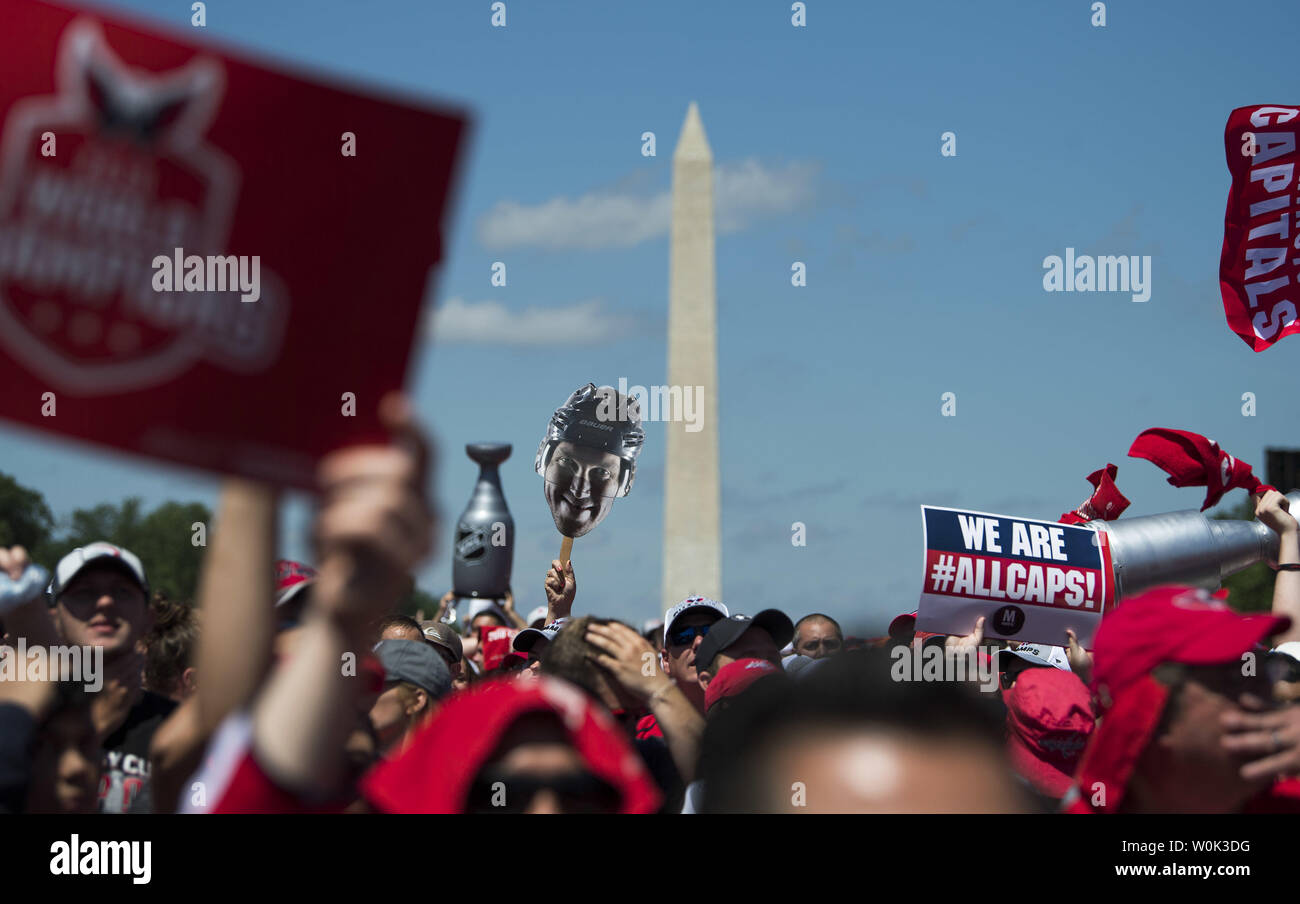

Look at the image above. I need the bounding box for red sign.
[0,0,468,486]
[479,625,517,672]
[1220,104,1299,351]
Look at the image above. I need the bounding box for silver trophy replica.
[449,443,515,623]
[1083,490,1300,601]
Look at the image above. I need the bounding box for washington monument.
[662,102,721,612]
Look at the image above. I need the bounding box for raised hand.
[585,621,664,702]
[1255,488,1298,540]
[311,393,436,632]
[544,558,576,622]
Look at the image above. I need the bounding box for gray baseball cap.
[375,639,451,700]
[419,620,464,663]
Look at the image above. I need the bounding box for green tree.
[0,471,55,555]
[0,469,214,605]
[1211,495,1274,613]
[395,586,440,621]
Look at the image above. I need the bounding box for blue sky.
[3,0,1298,633]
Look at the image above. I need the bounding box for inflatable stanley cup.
[452,443,514,600]
[1085,490,1300,601]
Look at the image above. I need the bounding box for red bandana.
[1058,464,1130,525]
[1128,428,1272,511]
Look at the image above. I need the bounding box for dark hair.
[378,614,423,638]
[143,596,198,697]
[794,613,843,640]
[469,611,506,629]
[698,648,1009,813]
[540,615,610,699]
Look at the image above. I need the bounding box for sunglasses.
[57,582,143,613]
[1196,663,1277,699]
[668,623,712,647]
[1160,661,1279,705]
[1264,651,1300,684]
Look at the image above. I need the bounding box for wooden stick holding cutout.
[559,535,573,565]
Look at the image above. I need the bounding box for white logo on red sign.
[0,19,287,394]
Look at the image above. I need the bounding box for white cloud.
[477,159,817,250]
[429,296,641,346]
[713,159,818,233]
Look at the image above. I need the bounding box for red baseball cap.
[1004,667,1095,798]
[888,611,944,643]
[888,611,917,637]
[362,677,661,813]
[1091,585,1291,706]
[1070,585,1290,813]
[274,559,317,608]
[704,657,781,713]
[359,653,386,694]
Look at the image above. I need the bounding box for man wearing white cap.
[48,542,176,814]
[995,643,1072,691]
[658,597,729,716]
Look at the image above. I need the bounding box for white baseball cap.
[49,542,148,604]
[997,643,1071,672]
[663,596,729,644]
[1271,641,1300,663]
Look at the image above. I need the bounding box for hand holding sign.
[311,393,435,632]
[944,616,985,652]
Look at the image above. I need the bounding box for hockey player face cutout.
[543,441,623,538]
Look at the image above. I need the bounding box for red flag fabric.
[1219,105,1300,351]
[479,625,516,671]
[1128,428,1272,510]
[1059,464,1130,525]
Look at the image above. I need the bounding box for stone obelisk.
[662,102,721,612]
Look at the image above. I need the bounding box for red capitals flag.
[0,0,468,487]
[1219,104,1300,351]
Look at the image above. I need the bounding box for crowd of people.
[3,394,1300,814]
